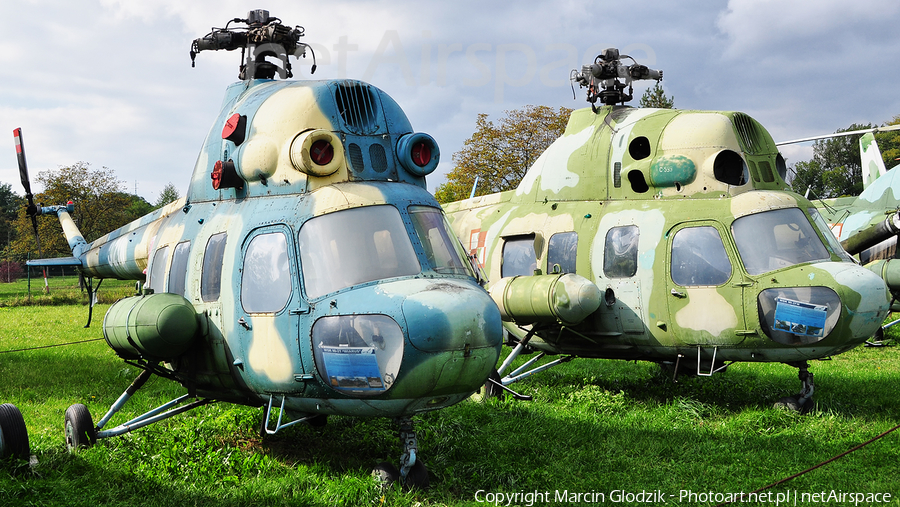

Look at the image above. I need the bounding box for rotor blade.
[13,128,32,198]
[776,124,900,146]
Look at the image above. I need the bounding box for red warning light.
[411,142,431,167]
[310,140,334,166]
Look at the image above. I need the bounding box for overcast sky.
[2,0,898,201]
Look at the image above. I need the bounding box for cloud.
[717,0,900,60]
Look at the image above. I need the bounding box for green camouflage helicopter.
[443,48,894,411]
[0,10,502,488]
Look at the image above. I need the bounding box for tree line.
[0,162,180,271]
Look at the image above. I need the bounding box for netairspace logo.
[473,489,894,506]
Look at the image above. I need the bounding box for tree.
[434,105,572,203]
[639,82,674,109]
[0,183,23,252]
[10,162,134,259]
[788,123,876,198]
[155,182,181,208]
[875,114,900,169]
[123,193,154,222]
[0,260,23,283]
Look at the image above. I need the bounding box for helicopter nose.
[826,262,891,340]
[757,262,890,346]
[401,279,502,353]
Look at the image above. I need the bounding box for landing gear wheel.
[404,459,429,490]
[0,403,30,460]
[483,370,505,400]
[372,461,399,489]
[64,404,96,451]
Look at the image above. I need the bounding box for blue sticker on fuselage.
[773,297,827,337]
[320,345,385,390]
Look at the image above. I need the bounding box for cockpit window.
[298,206,420,298]
[408,206,475,277]
[671,226,732,286]
[732,208,831,275]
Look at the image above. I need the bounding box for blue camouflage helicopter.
[0,10,502,488]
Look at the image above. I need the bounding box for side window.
[241,232,292,313]
[167,241,191,297]
[671,226,732,286]
[148,246,169,294]
[548,232,578,274]
[604,226,639,278]
[501,236,537,277]
[201,233,227,302]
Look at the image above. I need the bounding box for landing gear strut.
[373,417,429,490]
[775,361,815,413]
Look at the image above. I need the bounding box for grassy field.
[0,276,135,307]
[1,305,900,506]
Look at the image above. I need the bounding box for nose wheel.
[775,361,815,414]
[372,417,429,490]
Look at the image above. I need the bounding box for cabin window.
[148,246,169,294]
[167,241,190,297]
[201,233,227,302]
[241,232,292,313]
[732,208,830,275]
[501,236,537,277]
[408,206,474,277]
[298,206,420,299]
[671,226,732,286]
[548,232,578,274]
[604,226,639,278]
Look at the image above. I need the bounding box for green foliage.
[122,194,154,223]
[154,182,180,208]
[790,120,900,198]
[434,105,572,204]
[639,82,675,109]
[875,114,900,169]
[3,305,900,505]
[0,183,23,252]
[10,163,136,260]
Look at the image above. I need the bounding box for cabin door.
[234,225,309,394]
[664,221,746,353]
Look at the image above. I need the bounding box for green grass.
[2,306,900,506]
[0,276,135,307]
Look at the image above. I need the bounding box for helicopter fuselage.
[444,106,890,368]
[53,77,502,419]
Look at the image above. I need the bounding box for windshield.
[808,207,854,263]
[408,206,475,277]
[732,208,831,275]
[298,206,421,298]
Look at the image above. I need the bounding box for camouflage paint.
[45,77,502,419]
[445,105,891,367]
